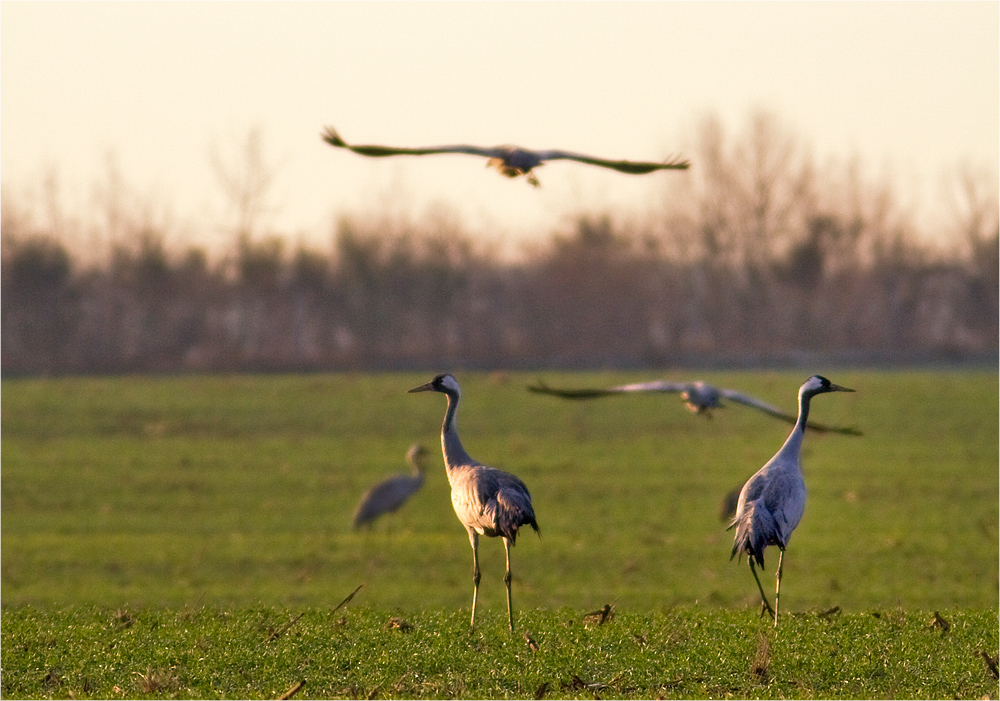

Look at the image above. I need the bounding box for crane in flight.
[728,374,855,626]
[408,373,539,633]
[323,126,689,187]
[527,378,861,435]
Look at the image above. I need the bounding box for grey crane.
[527,378,861,435]
[323,127,689,187]
[408,373,539,632]
[352,444,429,529]
[728,375,855,626]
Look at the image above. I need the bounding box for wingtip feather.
[321,126,347,148]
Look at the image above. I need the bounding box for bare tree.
[2,110,996,374]
[209,126,280,243]
[944,162,999,262]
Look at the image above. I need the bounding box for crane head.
[803,375,854,396]
[407,373,460,396]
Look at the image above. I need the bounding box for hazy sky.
[2,2,997,252]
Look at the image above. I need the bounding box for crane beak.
[407,382,435,393]
[829,383,855,393]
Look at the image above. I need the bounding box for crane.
[352,444,429,529]
[527,378,861,435]
[323,127,689,187]
[408,373,539,632]
[728,374,855,626]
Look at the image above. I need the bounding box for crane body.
[408,373,539,633]
[728,375,855,626]
[352,444,428,529]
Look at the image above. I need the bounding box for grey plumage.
[323,127,689,187]
[408,373,539,633]
[528,378,861,435]
[352,444,428,529]
[728,374,855,626]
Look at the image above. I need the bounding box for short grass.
[3,605,997,699]
[2,370,998,698]
[3,371,996,611]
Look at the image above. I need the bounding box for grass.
[2,370,996,610]
[2,370,997,697]
[3,605,997,699]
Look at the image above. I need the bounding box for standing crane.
[728,375,855,626]
[352,444,429,529]
[527,378,861,435]
[408,373,539,633]
[322,127,689,187]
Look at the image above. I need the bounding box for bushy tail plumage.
[493,488,540,544]
[728,501,773,568]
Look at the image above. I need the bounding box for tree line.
[2,113,997,374]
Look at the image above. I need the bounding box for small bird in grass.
[527,378,861,435]
[728,375,855,626]
[352,444,429,529]
[408,373,539,633]
[322,127,689,187]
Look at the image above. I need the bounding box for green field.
[3,606,996,699]
[2,371,998,697]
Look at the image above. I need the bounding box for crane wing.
[719,388,862,435]
[533,149,690,173]
[527,379,689,399]
[323,129,690,172]
[526,380,620,399]
[608,380,692,393]
[322,127,503,159]
[736,471,768,511]
[719,389,798,422]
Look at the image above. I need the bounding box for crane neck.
[779,389,812,458]
[440,389,475,470]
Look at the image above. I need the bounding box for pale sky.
[2,2,997,254]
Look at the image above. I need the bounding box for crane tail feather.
[490,488,538,545]
[729,505,767,569]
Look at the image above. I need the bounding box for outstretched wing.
[322,127,502,159]
[718,388,797,422]
[719,388,862,435]
[527,379,689,399]
[533,149,690,173]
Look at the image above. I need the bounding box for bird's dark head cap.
[407,373,460,395]
[805,375,854,394]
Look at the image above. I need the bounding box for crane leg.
[749,556,776,620]
[468,530,480,631]
[773,548,785,627]
[503,537,514,633]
